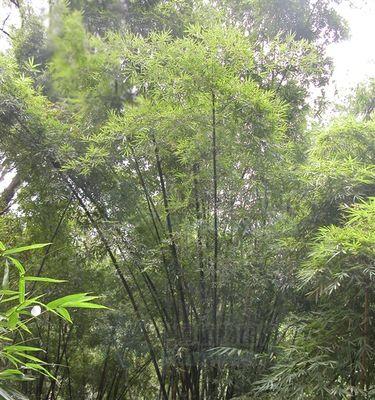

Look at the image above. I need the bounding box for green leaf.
[24,363,56,380]
[67,302,107,309]
[4,345,42,353]
[14,352,46,364]
[47,293,106,310]
[0,384,28,400]
[18,277,25,303]
[2,262,9,290]
[3,243,51,255]
[3,353,23,366]
[56,307,72,323]
[0,290,18,296]
[0,294,20,304]
[8,312,19,329]
[0,335,13,342]
[24,276,66,283]
[6,257,25,275]
[17,322,32,334]
[0,369,32,382]
[16,295,45,311]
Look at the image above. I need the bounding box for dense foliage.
[0,0,373,399]
[0,241,106,399]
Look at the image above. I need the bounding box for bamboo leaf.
[3,243,51,255]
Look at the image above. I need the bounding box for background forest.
[0,0,374,399]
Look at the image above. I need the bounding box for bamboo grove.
[0,0,374,399]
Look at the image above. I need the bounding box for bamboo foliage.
[0,2,374,398]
